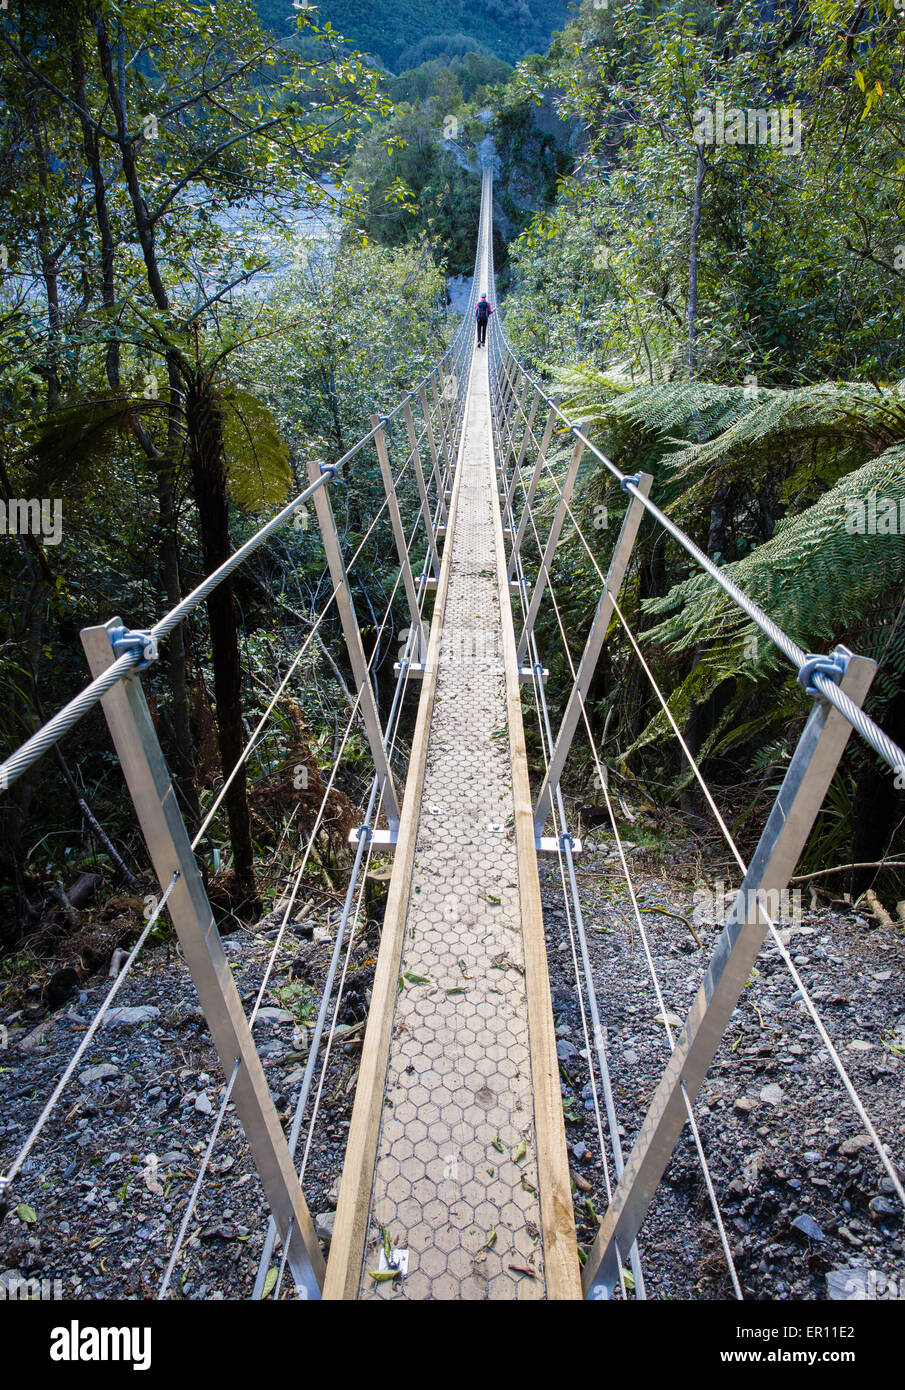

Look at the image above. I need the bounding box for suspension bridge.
[1,167,903,1302]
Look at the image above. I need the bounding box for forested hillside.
[254,0,571,68]
[1,0,904,986]
[496,0,905,906]
[2,0,905,1325]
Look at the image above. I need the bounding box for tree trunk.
[185,379,259,914]
[687,143,706,379]
[71,34,120,388]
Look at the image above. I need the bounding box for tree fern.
[663,382,905,518]
[629,441,905,758]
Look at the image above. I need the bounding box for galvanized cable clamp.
[620,472,642,493]
[797,647,850,698]
[353,824,373,844]
[318,460,339,482]
[108,626,159,670]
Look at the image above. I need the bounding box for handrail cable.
[491,380,635,1299]
[493,370,739,1295]
[608,592,905,1214]
[0,874,179,1198]
[163,466,440,1297]
[493,337,905,777]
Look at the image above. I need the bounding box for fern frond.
[629,441,905,754]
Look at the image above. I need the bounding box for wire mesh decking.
[1,165,903,1303]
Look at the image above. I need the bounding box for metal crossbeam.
[534,473,653,836]
[81,619,326,1299]
[582,647,876,1298]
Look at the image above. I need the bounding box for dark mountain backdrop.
[254,0,572,70]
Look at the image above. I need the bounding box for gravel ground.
[539,829,905,1301]
[1,826,902,1302]
[0,894,377,1301]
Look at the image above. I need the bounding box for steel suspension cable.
[514,475,743,1292]
[494,417,638,1297]
[493,337,905,775]
[497,407,739,1292]
[160,530,424,1296]
[608,592,905,1215]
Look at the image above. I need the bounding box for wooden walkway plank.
[323,191,579,1300]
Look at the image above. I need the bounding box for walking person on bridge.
[476,293,493,347]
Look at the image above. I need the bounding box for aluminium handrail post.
[306,460,401,833]
[437,360,459,458]
[506,383,541,519]
[496,366,519,466]
[515,429,587,667]
[492,358,518,495]
[430,375,456,494]
[80,619,326,1299]
[372,414,427,662]
[504,373,530,477]
[507,403,558,583]
[498,366,519,473]
[582,647,877,1299]
[500,362,531,501]
[419,383,448,525]
[534,473,653,836]
[401,394,442,579]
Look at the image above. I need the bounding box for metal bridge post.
[437,361,460,457]
[498,365,522,477]
[372,415,427,660]
[80,619,326,1299]
[534,473,653,836]
[515,430,587,667]
[419,383,448,525]
[429,376,454,486]
[582,647,876,1299]
[401,394,442,580]
[306,460,401,833]
[501,372,528,479]
[506,384,541,520]
[506,404,557,583]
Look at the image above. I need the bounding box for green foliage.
[347,105,483,274]
[633,441,905,761]
[386,51,512,107]
[221,389,293,513]
[252,1,571,69]
[503,0,905,386]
